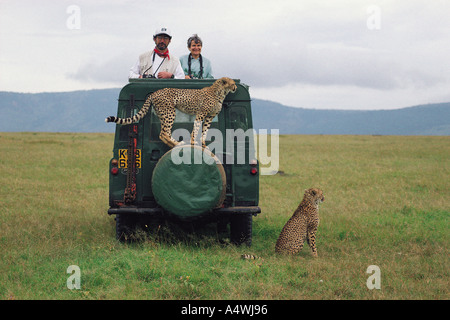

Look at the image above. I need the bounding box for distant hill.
[0,89,449,135]
[0,89,120,133]
[252,100,450,136]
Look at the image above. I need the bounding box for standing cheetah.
[106,77,237,149]
[275,188,325,257]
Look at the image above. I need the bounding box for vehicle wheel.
[230,213,253,246]
[115,214,138,242]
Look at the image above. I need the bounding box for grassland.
[0,132,448,300]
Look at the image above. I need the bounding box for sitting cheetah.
[275,188,325,257]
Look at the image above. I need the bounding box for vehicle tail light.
[111,158,119,175]
[250,167,258,175]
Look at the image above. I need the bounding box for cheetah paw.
[176,141,186,146]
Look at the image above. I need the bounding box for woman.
[180,34,213,79]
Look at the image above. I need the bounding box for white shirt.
[129,52,185,79]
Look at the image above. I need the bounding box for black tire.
[115,214,138,242]
[230,213,253,246]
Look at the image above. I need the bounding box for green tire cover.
[152,145,226,219]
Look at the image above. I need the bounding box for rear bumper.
[107,207,163,215]
[215,206,261,216]
[107,206,261,216]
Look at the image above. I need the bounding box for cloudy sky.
[1,0,449,110]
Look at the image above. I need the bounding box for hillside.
[0,89,120,133]
[0,89,449,135]
[252,100,450,136]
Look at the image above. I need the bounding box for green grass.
[0,132,449,300]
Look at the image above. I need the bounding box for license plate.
[118,149,141,168]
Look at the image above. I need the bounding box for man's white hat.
[154,27,172,38]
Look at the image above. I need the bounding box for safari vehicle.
[107,78,260,245]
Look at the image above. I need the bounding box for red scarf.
[154,48,170,60]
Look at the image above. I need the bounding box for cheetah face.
[219,77,237,93]
[306,188,325,204]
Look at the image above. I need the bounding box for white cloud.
[250,81,450,110]
[1,0,449,109]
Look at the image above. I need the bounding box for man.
[129,27,185,79]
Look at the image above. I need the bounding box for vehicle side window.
[119,102,139,141]
[230,106,248,131]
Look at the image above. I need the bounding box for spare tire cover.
[152,145,226,219]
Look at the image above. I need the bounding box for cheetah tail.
[105,95,152,125]
[241,254,263,261]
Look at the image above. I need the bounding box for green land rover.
[107,78,260,245]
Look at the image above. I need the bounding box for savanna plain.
[0,132,448,300]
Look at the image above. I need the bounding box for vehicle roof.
[119,78,251,102]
